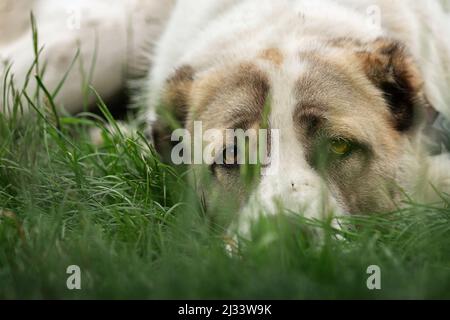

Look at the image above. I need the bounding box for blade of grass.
[52,48,81,99]
[35,75,62,131]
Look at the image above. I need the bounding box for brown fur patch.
[182,63,270,200]
[188,63,270,131]
[293,54,400,156]
[292,43,425,213]
[259,48,284,67]
[328,37,364,49]
[156,63,270,164]
[162,65,195,125]
[153,65,195,159]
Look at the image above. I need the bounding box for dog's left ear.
[151,65,195,161]
[357,38,434,132]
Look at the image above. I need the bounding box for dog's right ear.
[160,65,195,126]
[356,38,431,133]
[152,65,195,160]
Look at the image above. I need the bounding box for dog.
[145,0,450,235]
[2,0,450,237]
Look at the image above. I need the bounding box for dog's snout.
[290,180,312,193]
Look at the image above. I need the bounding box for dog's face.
[156,38,431,220]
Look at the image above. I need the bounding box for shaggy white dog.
[1,0,449,236]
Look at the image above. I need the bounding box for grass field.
[1,22,450,300]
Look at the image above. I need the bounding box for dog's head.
[154,37,433,222]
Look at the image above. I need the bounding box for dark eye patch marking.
[296,111,325,137]
[191,63,270,131]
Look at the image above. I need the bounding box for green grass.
[1,21,450,300]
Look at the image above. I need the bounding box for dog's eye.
[329,139,353,156]
[312,138,361,170]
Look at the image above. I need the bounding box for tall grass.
[0,16,449,299]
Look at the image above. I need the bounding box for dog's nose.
[290,180,313,193]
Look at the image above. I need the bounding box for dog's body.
[2,0,450,235]
[0,0,174,113]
